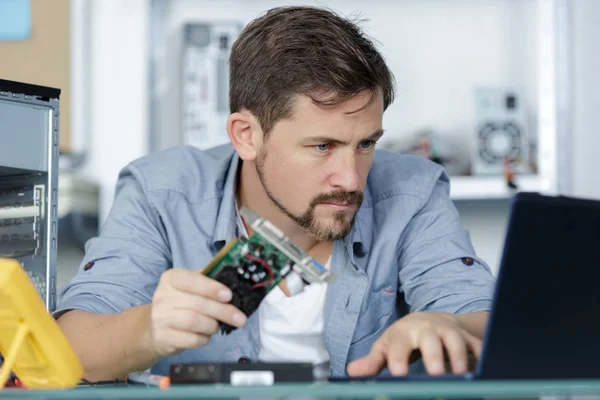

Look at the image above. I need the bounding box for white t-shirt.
[257,259,330,364]
[235,206,330,365]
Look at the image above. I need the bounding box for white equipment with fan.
[472,87,531,175]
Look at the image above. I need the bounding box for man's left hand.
[346,312,483,377]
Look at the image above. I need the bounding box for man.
[55,6,496,381]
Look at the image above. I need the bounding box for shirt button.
[238,357,250,364]
[461,257,475,266]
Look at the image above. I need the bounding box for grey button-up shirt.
[55,143,496,377]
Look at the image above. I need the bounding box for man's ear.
[227,111,261,161]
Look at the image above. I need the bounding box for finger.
[386,337,416,376]
[170,291,248,328]
[156,329,211,352]
[166,269,233,302]
[418,332,445,375]
[346,339,388,377]
[164,308,220,336]
[440,330,468,374]
[463,331,483,360]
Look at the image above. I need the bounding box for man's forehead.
[264,91,383,143]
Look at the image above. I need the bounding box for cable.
[244,253,275,289]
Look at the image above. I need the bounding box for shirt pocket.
[350,288,397,346]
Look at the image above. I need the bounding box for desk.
[2,380,600,399]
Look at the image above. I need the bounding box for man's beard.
[255,149,363,241]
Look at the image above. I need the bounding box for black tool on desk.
[169,362,314,385]
[333,192,600,382]
[77,379,127,387]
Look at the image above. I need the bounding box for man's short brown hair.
[229,6,395,138]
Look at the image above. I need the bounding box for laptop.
[333,192,600,381]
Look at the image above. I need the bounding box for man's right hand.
[148,268,247,357]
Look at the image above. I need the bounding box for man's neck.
[236,158,326,254]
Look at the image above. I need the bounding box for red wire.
[244,253,274,289]
[3,377,24,388]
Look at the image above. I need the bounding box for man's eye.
[315,144,331,152]
[359,140,376,149]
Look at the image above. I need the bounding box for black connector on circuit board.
[201,208,332,334]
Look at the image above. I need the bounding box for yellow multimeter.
[0,258,83,389]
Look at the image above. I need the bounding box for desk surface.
[2,380,600,399]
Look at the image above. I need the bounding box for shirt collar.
[343,186,371,261]
[212,151,240,251]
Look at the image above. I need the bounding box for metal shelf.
[450,0,571,201]
[449,175,549,201]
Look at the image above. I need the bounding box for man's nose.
[330,152,360,192]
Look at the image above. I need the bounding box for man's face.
[255,91,384,241]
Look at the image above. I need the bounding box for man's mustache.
[309,191,364,208]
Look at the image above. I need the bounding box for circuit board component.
[202,207,332,334]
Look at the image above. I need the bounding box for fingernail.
[430,361,444,374]
[218,289,232,302]
[233,312,247,326]
[455,360,467,373]
[390,363,407,375]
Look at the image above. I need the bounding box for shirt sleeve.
[397,170,496,314]
[53,165,171,319]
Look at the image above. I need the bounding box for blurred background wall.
[3,0,599,290]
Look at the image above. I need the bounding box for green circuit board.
[202,234,295,334]
[201,207,332,335]
[203,234,294,292]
